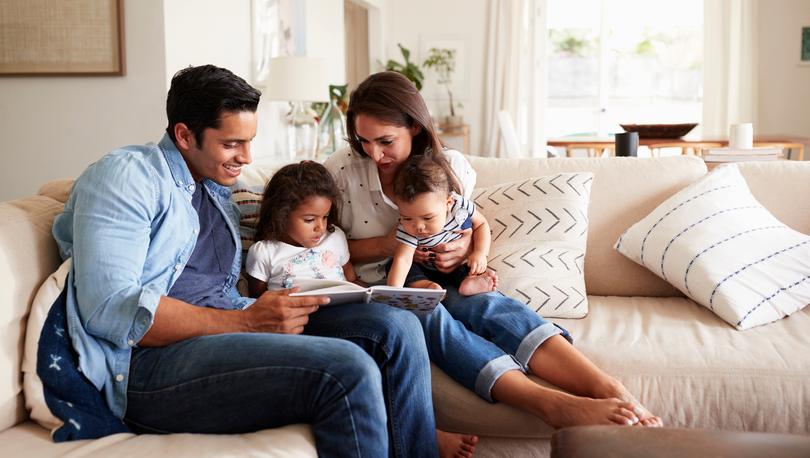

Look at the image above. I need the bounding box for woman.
[324,71,662,429]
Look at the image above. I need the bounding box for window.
[545,0,703,137]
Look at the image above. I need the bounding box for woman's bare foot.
[593,379,664,427]
[437,429,478,458]
[544,392,641,428]
[458,270,498,296]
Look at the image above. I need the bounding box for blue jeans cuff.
[474,354,522,402]
[514,322,564,369]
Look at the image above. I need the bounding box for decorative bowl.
[619,123,698,139]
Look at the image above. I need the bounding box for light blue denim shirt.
[52,134,254,419]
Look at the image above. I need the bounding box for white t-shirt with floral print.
[246,226,350,290]
[324,147,477,285]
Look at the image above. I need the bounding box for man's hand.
[425,228,473,273]
[244,288,329,334]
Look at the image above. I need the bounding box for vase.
[316,85,348,159]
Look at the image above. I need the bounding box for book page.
[292,278,365,292]
[368,286,446,313]
[290,287,369,306]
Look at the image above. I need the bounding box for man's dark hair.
[166,64,261,146]
[255,161,342,242]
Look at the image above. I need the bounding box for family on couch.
[42,64,660,458]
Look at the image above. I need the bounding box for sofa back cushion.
[468,156,707,297]
[0,196,64,432]
[736,161,810,235]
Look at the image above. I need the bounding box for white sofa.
[2,156,809,457]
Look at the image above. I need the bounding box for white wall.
[0,0,167,202]
[756,0,810,143]
[382,0,488,154]
[163,0,252,85]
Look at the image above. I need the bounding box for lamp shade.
[260,56,329,102]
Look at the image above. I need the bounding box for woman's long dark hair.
[346,71,461,192]
[255,161,341,242]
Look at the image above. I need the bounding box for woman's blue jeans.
[420,288,571,402]
[124,302,435,458]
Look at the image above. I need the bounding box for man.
[50,65,440,457]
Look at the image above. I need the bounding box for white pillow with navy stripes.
[615,165,810,330]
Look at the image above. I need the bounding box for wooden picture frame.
[0,0,125,76]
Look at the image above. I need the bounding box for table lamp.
[260,57,329,161]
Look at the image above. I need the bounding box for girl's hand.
[430,228,473,273]
[467,251,488,275]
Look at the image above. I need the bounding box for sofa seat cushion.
[432,296,810,437]
[0,421,316,457]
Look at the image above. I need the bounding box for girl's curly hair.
[254,161,341,242]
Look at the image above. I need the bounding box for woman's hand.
[427,228,473,273]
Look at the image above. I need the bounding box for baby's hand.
[467,251,488,275]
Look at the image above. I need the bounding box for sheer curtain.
[480,0,523,157]
[702,0,758,137]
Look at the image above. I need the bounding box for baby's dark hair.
[255,161,341,241]
[392,154,462,203]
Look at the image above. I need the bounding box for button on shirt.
[52,134,252,419]
[323,147,476,285]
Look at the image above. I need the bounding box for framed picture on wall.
[801,26,810,65]
[0,0,124,76]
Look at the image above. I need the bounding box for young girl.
[246,161,358,297]
[388,153,498,296]
[246,160,480,457]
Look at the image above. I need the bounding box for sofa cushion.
[0,420,316,457]
[467,156,707,297]
[432,295,810,437]
[473,173,593,318]
[0,196,64,432]
[614,165,810,329]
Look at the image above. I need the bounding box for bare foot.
[594,380,664,427]
[409,280,444,290]
[546,393,641,428]
[458,270,498,296]
[437,429,478,458]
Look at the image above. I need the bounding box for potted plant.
[384,43,425,90]
[423,47,462,127]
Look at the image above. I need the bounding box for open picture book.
[289,278,445,313]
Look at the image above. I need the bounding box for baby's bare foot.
[437,429,478,458]
[458,270,498,296]
[548,395,640,428]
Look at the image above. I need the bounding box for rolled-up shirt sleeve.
[66,155,160,349]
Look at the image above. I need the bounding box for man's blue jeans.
[124,302,435,458]
[420,288,571,402]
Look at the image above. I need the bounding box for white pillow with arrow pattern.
[473,172,594,318]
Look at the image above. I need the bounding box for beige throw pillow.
[473,172,594,318]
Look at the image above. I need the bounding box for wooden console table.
[548,135,807,160]
[437,123,470,153]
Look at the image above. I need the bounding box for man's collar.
[158,133,233,198]
[158,133,195,188]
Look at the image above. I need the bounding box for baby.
[387,153,498,296]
